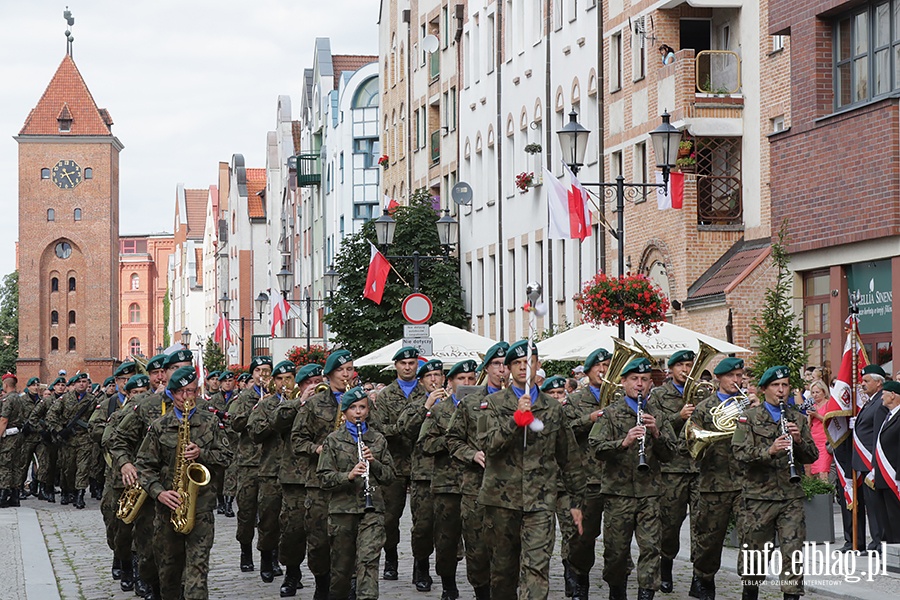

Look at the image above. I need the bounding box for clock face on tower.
[51,159,82,189]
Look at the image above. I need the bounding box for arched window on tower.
[74,208,82,221]
[84,168,93,179]
[50,310,59,325]
[68,337,76,352]
[68,310,76,325]
[68,277,76,292]
[131,273,140,290]
[51,337,59,352]
[50,277,59,292]
[129,338,141,356]
[129,303,141,323]
[47,209,55,221]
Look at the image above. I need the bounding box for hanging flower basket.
[378,154,390,169]
[515,171,535,193]
[524,143,543,155]
[576,273,670,334]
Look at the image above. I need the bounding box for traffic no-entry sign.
[401,293,433,324]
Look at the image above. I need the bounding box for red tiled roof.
[20,55,112,136]
[291,121,302,155]
[332,54,377,89]
[184,189,207,240]
[689,239,771,299]
[246,168,266,219]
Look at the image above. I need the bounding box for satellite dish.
[422,34,440,54]
[452,181,473,206]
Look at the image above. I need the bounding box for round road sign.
[402,293,433,324]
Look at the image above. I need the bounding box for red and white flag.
[656,171,685,210]
[363,242,391,304]
[545,166,591,241]
[213,313,232,345]
[384,195,400,214]
[270,295,290,337]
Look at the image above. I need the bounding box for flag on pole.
[545,165,591,241]
[384,195,400,214]
[213,313,232,345]
[656,171,685,210]
[363,242,392,304]
[270,295,290,337]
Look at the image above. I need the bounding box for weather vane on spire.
[63,6,75,57]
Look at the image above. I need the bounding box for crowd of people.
[0,340,898,600]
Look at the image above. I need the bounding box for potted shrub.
[524,143,543,155]
[802,476,835,543]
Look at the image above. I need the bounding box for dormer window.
[57,103,73,133]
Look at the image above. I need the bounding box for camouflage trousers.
[602,494,661,590]
[134,492,160,585]
[568,486,605,575]
[101,480,133,560]
[223,459,238,496]
[305,487,331,576]
[256,476,282,551]
[60,437,93,490]
[693,490,740,580]
[433,492,462,578]
[382,476,408,552]
[738,497,806,595]
[15,435,40,488]
[659,471,700,562]
[279,483,308,567]
[410,479,435,560]
[328,512,385,600]
[460,494,490,590]
[0,434,21,488]
[235,469,259,546]
[57,443,74,490]
[483,505,556,600]
[36,441,57,487]
[555,490,578,562]
[154,504,215,600]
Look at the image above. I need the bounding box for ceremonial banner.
[545,165,590,241]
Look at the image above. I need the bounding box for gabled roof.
[246,168,266,219]
[20,55,112,136]
[332,54,378,89]
[184,189,208,240]
[687,238,772,303]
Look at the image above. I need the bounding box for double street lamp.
[558,110,681,338]
[275,263,341,350]
[218,292,269,365]
[372,209,460,292]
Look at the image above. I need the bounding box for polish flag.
[270,295,290,337]
[545,166,591,241]
[656,171,685,210]
[213,313,232,345]
[363,242,391,304]
[384,195,400,215]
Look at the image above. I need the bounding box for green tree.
[748,221,808,390]
[162,287,171,347]
[203,337,226,373]
[0,271,18,374]
[325,188,468,356]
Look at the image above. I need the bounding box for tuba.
[116,481,147,524]
[170,396,212,534]
[598,338,654,409]
[682,341,720,404]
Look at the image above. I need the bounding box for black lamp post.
[218,292,268,365]
[558,110,681,338]
[372,209,459,292]
[181,327,192,349]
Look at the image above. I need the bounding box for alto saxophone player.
[135,366,232,600]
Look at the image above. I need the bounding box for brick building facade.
[119,234,174,361]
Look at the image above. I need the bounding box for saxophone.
[170,396,212,534]
[116,481,148,524]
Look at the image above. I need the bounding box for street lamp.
[324,265,340,296]
[217,291,269,365]
[373,208,459,292]
[373,209,397,246]
[558,110,681,338]
[255,292,269,318]
[276,266,293,300]
[181,327,192,348]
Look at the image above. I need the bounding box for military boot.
[414,558,433,592]
[696,577,716,600]
[29,479,39,497]
[45,486,55,503]
[637,590,655,600]
[60,490,70,505]
[224,495,235,518]
[273,561,283,577]
[608,585,627,600]
[313,573,330,600]
[146,583,162,600]
[741,585,759,600]
[279,564,303,597]
[563,559,574,597]
[659,558,673,593]
[783,595,800,600]
[440,575,459,599]
[474,586,490,600]
[20,486,30,499]
[572,571,590,600]
[260,549,275,583]
[9,488,21,507]
[73,489,86,509]
[383,546,399,580]
[0,489,9,508]
[349,577,357,600]
[240,543,254,572]
[119,556,134,592]
[217,494,226,514]
[112,557,123,580]
[688,575,701,598]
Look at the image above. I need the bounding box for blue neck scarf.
[117,392,127,406]
[76,391,86,402]
[589,385,601,402]
[397,378,418,397]
[764,402,782,423]
[673,382,685,395]
[334,391,343,405]
[173,406,197,422]
[224,390,234,404]
[717,391,737,403]
[254,384,263,398]
[347,420,368,442]
[625,396,642,415]
[511,385,540,405]
[486,384,502,394]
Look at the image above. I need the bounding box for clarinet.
[355,419,376,512]
[778,401,801,483]
[636,393,649,472]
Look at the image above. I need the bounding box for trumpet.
[356,418,375,512]
[636,393,649,472]
[779,400,801,483]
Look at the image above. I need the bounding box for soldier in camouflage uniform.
[444,342,508,600]
[110,351,189,599]
[421,359,478,600]
[688,357,748,600]
[479,340,586,600]
[228,355,273,573]
[565,347,612,598]
[89,376,118,500]
[0,374,29,507]
[14,377,44,500]
[589,357,677,600]
[47,372,96,509]
[207,370,238,517]
[369,346,425,581]
[136,366,233,600]
[646,349,700,594]
[318,386,395,600]
[732,366,818,600]
[247,360,295,584]
[397,358,446,592]
[32,377,66,502]
[292,349,355,600]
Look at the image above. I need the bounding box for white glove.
[2,427,20,437]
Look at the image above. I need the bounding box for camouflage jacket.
[396,393,434,481]
[477,387,586,512]
[26,394,54,435]
[732,403,818,501]
[46,389,95,445]
[421,396,464,494]
[0,392,32,435]
[445,387,490,496]
[135,408,232,513]
[108,390,172,472]
[272,396,309,485]
[247,392,288,477]
[690,392,746,492]
[565,387,606,486]
[89,394,125,445]
[588,396,677,498]
[291,388,343,488]
[98,400,134,488]
[647,381,698,474]
[228,386,263,468]
[317,425,395,514]
[370,379,427,478]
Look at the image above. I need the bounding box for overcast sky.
[0,1,381,278]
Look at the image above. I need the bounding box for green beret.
[505,340,538,365]
[164,349,193,368]
[621,357,653,377]
[146,354,167,371]
[237,373,251,383]
[884,380,900,394]
[206,371,219,380]
[102,376,115,388]
[393,346,420,362]
[713,357,744,376]
[480,342,509,369]
[125,374,150,392]
[218,371,234,381]
[26,377,40,387]
[324,350,352,375]
[273,360,296,376]
[447,360,478,379]
[758,365,790,387]
[51,376,66,387]
[541,375,567,391]
[114,361,137,378]
[91,383,100,394]
[296,364,324,384]
[167,366,197,391]
[585,348,612,370]
[68,372,88,385]
[249,356,273,372]
[667,350,696,368]
[418,359,444,378]
[340,386,368,411]
[862,364,887,378]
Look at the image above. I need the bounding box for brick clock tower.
[15,54,122,381]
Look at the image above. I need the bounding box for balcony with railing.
[658,49,744,122]
[296,153,321,187]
